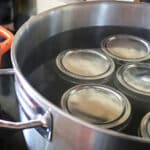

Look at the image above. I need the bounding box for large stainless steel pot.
[0,1,150,150]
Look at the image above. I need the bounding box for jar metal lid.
[140,112,150,139]
[101,34,150,63]
[56,49,115,83]
[61,84,131,129]
[116,63,150,96]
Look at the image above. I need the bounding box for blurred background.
[0,0,148,32]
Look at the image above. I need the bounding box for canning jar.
[139,112,150,139]
[101,34,150,65]
[61,84,131,131]
[56,48,115,84]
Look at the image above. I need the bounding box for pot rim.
[11,1,150,144]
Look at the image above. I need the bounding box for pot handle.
[0,110,51,129]
[0,26,14,65]
[0,68,52,140]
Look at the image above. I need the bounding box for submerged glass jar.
[101,34,150,65]
[139,112,150,139]
[56,48,115,84]
[114,63,150,135]
[61,84,131,131]
[114,63,150,114]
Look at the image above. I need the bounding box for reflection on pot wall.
[14,0,138,29]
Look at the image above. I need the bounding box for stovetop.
[0,132,27,150]
[0,49,28,149]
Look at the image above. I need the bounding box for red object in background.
[0,25,14,65]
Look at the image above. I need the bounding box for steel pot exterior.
[11,1,150,150]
